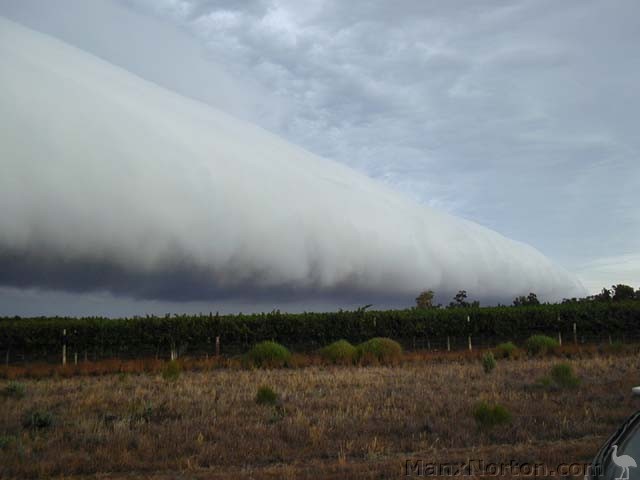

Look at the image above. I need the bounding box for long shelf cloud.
[0,17,586,307]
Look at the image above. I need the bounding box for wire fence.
[2,331,639,366]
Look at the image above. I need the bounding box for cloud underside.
[0,17,586,306]
[0,248,395,303]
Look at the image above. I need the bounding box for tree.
[612,284,635,302]
[448,290,469,308]
[415,290,436,309]
[513,292,540,307]
[593,288,612,302]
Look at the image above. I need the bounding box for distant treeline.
[1,300,640,358]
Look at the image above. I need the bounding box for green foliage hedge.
[1,301,639,357]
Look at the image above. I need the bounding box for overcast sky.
[0,0,638,315]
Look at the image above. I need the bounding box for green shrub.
[494,342,518,359]
[549,363,581,388]
[22,410,55,430]
[482,352,496,374]
[247,341,291,368]
[162,360,181,381]
[268,407,286,423]
[3,381,26,399]
[255,386,279,406]
[129,402,154,424]
[525,335,559,356]
[0,435,15,450]
[320,340,357,365]
[472,401,511,429]
[356,337,403,365]
[536,376,552,388]
[605,341,625,354]
[535,363,581,390]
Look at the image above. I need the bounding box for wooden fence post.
[215,336,220,357]
[558,332,562,346]
[468,335,472,351]
[573,323,577,345]
[62,329,67,366]
[446,336,451,352]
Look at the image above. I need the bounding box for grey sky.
[0,0,637,315]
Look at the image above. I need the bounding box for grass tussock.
[255,386,279,406]
[494,341,519,359]
[162,360,181,381]
[2,381,25,399]
[537,362,582,389]
[472,401,511,429]
[525,335,560,356]
[355,337,403,365]
[319,340,357,365]
[22,409,55,430]
[246,341,292,368]
[481,352,496,374]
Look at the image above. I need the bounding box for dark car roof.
[591,411,640,479]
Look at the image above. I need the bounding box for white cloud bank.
[0,17,585,307]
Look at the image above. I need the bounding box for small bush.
[494,342,518,359]
[472,401,511,429]
[356,338,403,365]
[255,385,278,406]
[320,340,357,365]
[525,335,559,356]
[549,363,581,388]
[604,341,625,354]
[536,376,552,388]
[3,381,26,399]
[287,353,313,368]
[268,406,286,423]
[482,352,496,374]
[22,410,55,430]
[129,402,154,424]
[247,341,291,368]
[0,435,16,450]
[162,360,181,381]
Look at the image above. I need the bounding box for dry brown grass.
[1,351,639,479]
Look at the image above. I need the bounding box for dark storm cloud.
[2,0,638,317]
[0,247,407,304]
[0,16,585,313]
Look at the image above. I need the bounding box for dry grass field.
[1,349,639,479]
